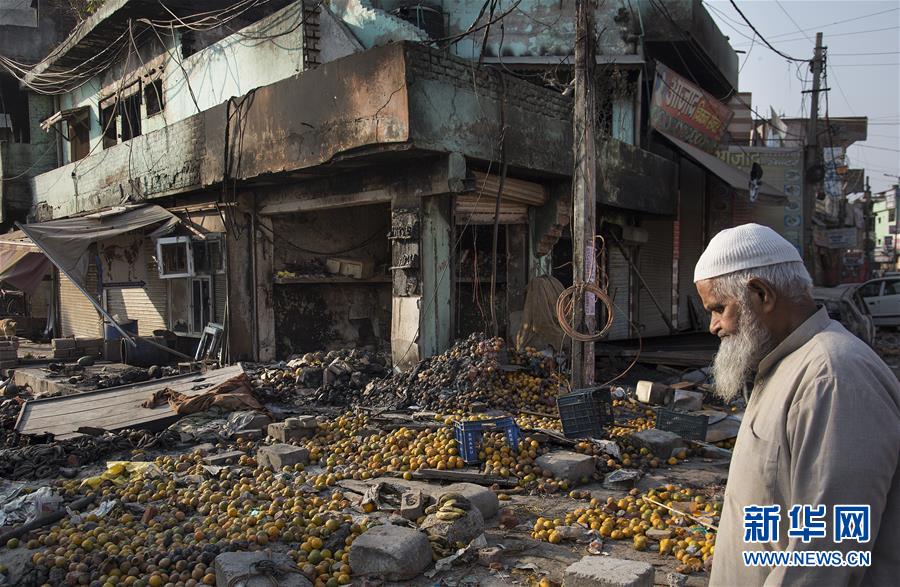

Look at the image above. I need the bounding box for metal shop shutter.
[104,240,168,335]
[605,247,632,340]
[214,273,226,325]
[59,264,101,338]
[637,217,674,338]
[678,161,706,330]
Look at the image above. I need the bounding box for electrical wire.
[732,25,900,48]
[727,0,806,62]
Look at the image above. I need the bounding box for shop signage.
[823,227,858,249]
[651,62,734,153]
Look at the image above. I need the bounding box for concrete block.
[202,450,245,466]
[349,524,432,580]
[400,490,427,520]
[267,422,314,442]
[52,338,76,350]
[421,507,484,544]
[257,444,309,469]
[628,429,686,459]
[563,556,655,587]
[636,380,673,405]
[285,415,318,429]
[671,390,704,412]
[439,483,499,519]
[535,451,596,483]
[214,551,311,587]
[0,349,17,361]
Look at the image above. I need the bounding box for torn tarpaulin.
[141,373,262,415]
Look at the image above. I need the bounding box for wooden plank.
[17,365,246,439]
[410,468,518,487]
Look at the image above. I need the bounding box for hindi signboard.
[651,62,734,153]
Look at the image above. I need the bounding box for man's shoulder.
[799,320,899,391]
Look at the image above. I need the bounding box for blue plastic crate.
[454,417,521,464]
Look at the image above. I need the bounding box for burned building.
[0,0,775,365]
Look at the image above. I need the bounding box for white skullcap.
[694,223,802,283]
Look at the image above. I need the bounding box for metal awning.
[0,204,179,341]
[658,131,788,205]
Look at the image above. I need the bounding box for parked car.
[812,284,875,346]
[857,278,900,327]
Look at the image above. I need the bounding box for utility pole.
[803,32,824,280]
[571,0,597,389]
[864,175,872,279]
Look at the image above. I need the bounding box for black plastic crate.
[655,408,709,441]
[556,386,615,439]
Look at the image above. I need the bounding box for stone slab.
[563,556,654,587]
[536,451,596,483]
[257,444,309,469]
[348,524,432,580]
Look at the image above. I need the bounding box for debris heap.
[360,334,565,411]
[251,348,391,406]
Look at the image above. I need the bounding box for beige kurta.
[710,308,900,587]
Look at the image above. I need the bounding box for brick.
[671,390,704,412]
[267,422,313,443]
[399,490,427,520]
[535,451,596,483]
[201,450,245,466]
[563,556,655,587]
[52,338,76,350]
[257,444,309,470]
[628,429,686,460]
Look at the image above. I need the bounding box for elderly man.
[695,224,900,586]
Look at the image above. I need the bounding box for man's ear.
[746,278,777,312]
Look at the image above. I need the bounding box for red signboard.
[651,62,734,153]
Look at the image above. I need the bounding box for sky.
[705,0,900,194]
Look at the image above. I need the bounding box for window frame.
[156,236,194,279]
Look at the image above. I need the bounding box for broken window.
[144,79,164,117]
[191,277,212,332]
[168,276,216,335]
[100,102,117,149]
[193,238,225,274]
[119,91,142,141]
[157,236,226,278]
[0,76,30,143]
[156,237,193,278]
[67,109,90,162]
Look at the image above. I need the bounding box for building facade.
[1,0,772,366]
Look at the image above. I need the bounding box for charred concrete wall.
[272,204,392,358]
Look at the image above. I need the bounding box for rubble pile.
[532,484,720,574]
[18,451,365,587]
[360,334,565,411]
[0,429,180,479]
[252,349,391,406]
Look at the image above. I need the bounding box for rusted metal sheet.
[16,365,247,439]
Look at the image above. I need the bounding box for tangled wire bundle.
[555,281,615,342]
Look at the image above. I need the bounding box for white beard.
[711,302,774,402]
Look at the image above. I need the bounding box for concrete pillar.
[224,195,255,362]
[254,213,276,361]
[420,195,452,358]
